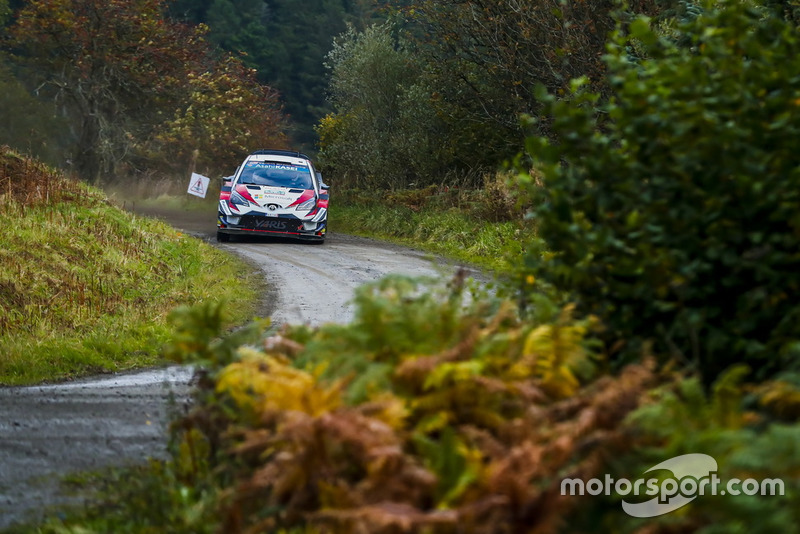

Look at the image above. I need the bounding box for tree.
[10,0,192,181]
[0,0,9,27]
[522,0,800,382]
[399,0,659,169]
[317,22,445,189]
[9,0,286,181]
[244,0,366,150]
[0,0,69,165]
[168,0,375,151]
[0,62,71,166]
[149,55,287,174]
[1,0,67,165]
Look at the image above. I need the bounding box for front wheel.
[216,230,230,242]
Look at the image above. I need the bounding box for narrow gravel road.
[0,367,194,528]
[0,209,477,529]
[229,232,465,327]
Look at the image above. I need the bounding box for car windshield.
[237,161,314,189]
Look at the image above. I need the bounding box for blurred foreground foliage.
[153,275,660,533]
[35,275,800,533]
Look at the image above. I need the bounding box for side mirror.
[317,172,330,190]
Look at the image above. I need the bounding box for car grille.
[238,215,304,232]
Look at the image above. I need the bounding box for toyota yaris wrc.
[217,150,329,243]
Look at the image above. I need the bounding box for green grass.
[331,200,525,274]
[0,149,259,385]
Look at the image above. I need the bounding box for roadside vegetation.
[331,176,527,273]
[0,147,259,385]
[13,2,800,533]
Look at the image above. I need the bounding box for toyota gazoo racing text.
[217,150,329,243]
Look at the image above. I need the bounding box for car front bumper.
[217,213,326,240]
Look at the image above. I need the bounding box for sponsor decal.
[248,162,309,173]
[256,219,289,230]
[262,189,286,196]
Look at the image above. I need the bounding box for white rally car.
[217,150,329,243]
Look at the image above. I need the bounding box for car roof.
[250,149,311,159]
[245,153,311,166]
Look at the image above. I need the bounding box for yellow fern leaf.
[361,392,409,430]
[216,348,341,417]
[520,305,596,398]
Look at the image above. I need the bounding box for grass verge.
[330,188,527,274]
[0,147,259,385]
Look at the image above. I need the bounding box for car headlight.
[230,190,251,207]
[295,198,316,211]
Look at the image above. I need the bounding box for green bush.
[317,22,444,189]
[523,0,800,382]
